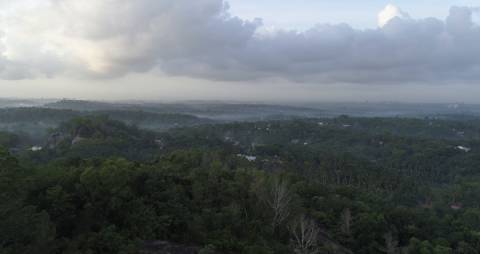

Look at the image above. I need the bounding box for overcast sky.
[1,0,480,103]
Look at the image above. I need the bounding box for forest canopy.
[2,113,480,253]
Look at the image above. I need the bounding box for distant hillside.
[0,108,81,123]
[304,102,480,117]
[44,99,480,120]
[0,107,213,140]
[0,98,54,108]
[41,116,160,161]
[43,99,131,111]
[44,99,326,120]
[94,110,213,128]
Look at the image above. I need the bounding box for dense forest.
[2,106,480,253]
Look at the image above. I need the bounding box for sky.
[1,0,480,103]
[228,0,480,29]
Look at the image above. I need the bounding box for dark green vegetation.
[0,107,212,143]
[2,108,480,253]
[0,132,19,148]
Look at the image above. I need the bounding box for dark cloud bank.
[0,0,479,85]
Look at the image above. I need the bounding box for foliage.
[3,115,480,253]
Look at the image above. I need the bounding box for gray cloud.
[0,1,479,85]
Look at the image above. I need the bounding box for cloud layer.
[0,0,479,85]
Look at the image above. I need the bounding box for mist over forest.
[1,98,480,253]
[3,0,480,253]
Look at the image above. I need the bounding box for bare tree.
[383,231,400,254]
[340,208,352,235]
[288,215,320,254]
[260,177,293,230]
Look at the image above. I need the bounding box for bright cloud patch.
[378,4,410,27]
[0,1,480,85]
